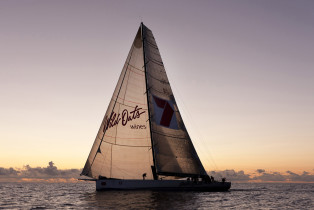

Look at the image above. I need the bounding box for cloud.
[253,171,286,182]
[286,171,314,182]
[0,167,19,176]
[0,161,81,182]
[1,163,314,183]
[207,169,314,183]
[20,161,79,178]
[256,169,265,174]
[207,170,251,182]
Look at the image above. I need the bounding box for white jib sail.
[82,27,154,180]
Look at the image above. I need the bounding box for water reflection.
[84,190,227,209]
[1,183,313,209]
[86,191,155,209]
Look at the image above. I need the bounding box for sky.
[1,0,314,182]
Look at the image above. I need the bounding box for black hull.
[96,179,231,191]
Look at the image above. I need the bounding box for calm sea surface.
[0,182,313,209]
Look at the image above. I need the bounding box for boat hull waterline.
[96,179,231,191]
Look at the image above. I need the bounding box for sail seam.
[99,135,150,140]
[146,58,164,66]
[128,64,145,72]
[128,68,145,76]
[145,40,158,49]
[147,73,169,84]
[148,86,173,96]
[146,50,161,57]
[109,99,148,110]
[145,55,163,64]
[111,95,147,106]
[99,139,151,148]
[151,130,188,140]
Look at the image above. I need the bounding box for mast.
[141,22,158,180]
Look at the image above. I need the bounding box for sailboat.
[80,23,231,191]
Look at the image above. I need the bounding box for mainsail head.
[81,23,206,180]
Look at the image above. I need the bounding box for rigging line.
[179,99,217,170]
[89,41,136,170]
[158,58,200,160]
[158,55,218,172]
[170,79,219,171]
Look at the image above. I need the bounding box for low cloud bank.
[208,169,314,183]
[0,161,81,182]
[1,162,314,183]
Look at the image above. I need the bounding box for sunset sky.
[1,0,313,182]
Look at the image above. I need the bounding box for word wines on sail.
[103,105,146,131]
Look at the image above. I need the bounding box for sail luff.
[141,22,158,180]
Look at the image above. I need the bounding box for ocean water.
[0,182,313,209]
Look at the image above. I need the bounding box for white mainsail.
[81,23,206,180]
